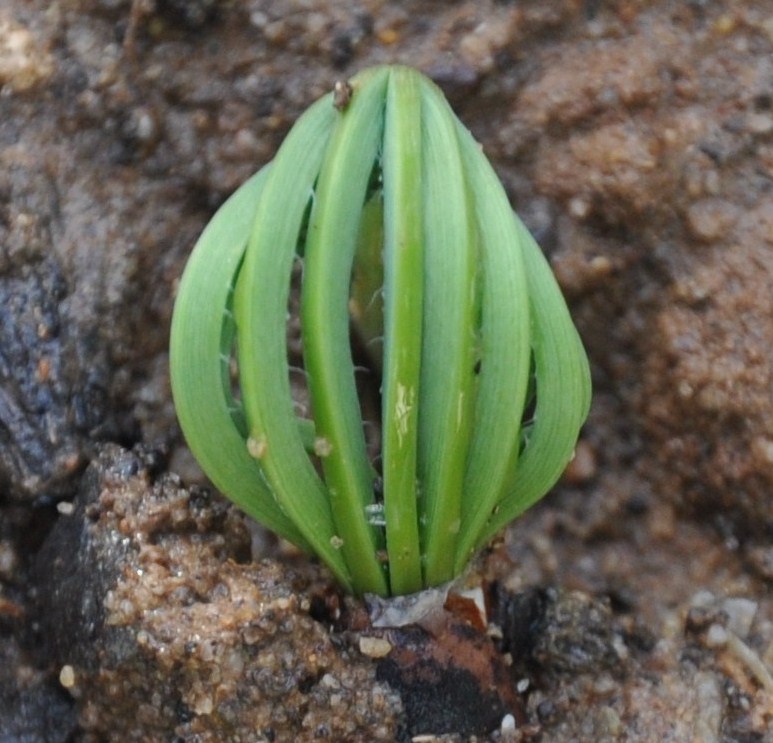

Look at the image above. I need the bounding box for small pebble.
[751,437,773,465]
[0,541,18,581]
[568,196,591,219]
[376,28,399,45]
[685,199,738,243]
[0,18,55,91]
[721,597,758,638]
[714,14,737,35]
[746,113,773,134]
[690,590,716,609]
[589,255,613,276]
[59,665,76,689]
[359,636,392,658]
[320,673,341,689]
[501,713,516,734]
[593,673,617,696]
[194,696,214,715]
[704,623,728,648]
[597,705,623,736]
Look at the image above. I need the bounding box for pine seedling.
[170,66,591,597]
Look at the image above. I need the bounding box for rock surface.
[1,0,772,741]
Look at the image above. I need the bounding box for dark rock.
[495,586,623,676]
[32,446,150,670]
[0,169,93,501]
[0,150,154,503]
[534,590,621,674]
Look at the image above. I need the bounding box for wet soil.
[2,0,773,741]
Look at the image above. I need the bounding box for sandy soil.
[1,1,772,741]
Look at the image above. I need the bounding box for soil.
[1,0,773,741]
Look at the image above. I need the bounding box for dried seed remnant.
[333,80,353,110]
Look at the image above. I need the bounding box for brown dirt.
[1,0,773,741]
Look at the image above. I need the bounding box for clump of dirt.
[2,0,773,741]
[32,445,402,742]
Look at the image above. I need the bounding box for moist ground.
[1,1,772,741]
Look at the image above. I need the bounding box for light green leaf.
[170,166,308,547]
[479,219,592,544]
[233,94,354,591]
[451,121,533,574]
[301,66,390,596]
[380,66,424,595]
[416,75,478,586]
